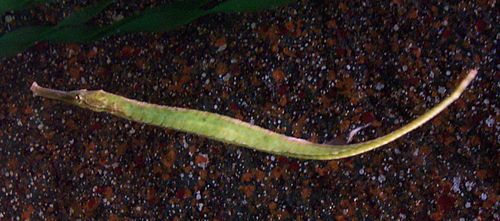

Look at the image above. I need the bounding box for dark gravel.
[0,0,498,220]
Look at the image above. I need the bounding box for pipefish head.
[31,82,109,112]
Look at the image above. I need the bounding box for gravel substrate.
[0,0,498,220]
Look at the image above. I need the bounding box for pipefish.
[31,69,477,160]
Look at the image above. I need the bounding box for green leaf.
[0,0,296,57]
[116,1,208,34]
[44,25,104,42]
[209,0,293,13]
[0,26,51,57]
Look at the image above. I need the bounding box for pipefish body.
[31,69,477,160]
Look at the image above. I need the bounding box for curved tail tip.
[31,82,40,95]
[468,68,478,79]
[459,69,479,89]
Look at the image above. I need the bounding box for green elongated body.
[31,69,477,160]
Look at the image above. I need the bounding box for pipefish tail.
[31,69,477,160]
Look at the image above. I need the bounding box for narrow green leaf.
[0,26,51,57]
[0,0,296,57]
[209,0,293,13]
[116,1,208,34]
[44,25,104,42]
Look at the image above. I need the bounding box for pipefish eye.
[75,94,82,101]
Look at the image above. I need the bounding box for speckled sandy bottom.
[0,0,497,220]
